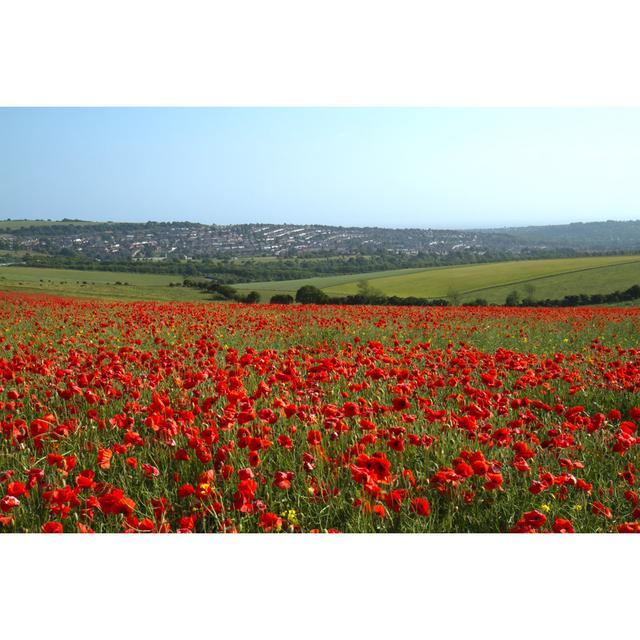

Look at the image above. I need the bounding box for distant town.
[2,218,640,262]
[0,220,516,260]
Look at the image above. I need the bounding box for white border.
[2,533,639,639]
[1,1,640,106]
[2,1,640,638]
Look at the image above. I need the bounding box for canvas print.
[1,107,639,533]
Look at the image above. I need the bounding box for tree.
[270,294,294,304]
[295,285,328,304]
[523,283,536,300]
[446,286,461,306]
[505,290,521,306]
[244,291,261,304]
[214,284,238,299]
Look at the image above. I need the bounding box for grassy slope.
[235,255,640,302]
[1,254,639,304]
[0,265,204,302]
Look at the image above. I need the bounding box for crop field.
[2,255,639,305]
[0,265,199,302]
[235,255,640,302]
[1,291,639,533]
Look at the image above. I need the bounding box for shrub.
[295,285,328,304]
[270,294,294,304]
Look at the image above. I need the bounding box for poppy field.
[1,291,639,533]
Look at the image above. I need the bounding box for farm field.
[0,265,201,302]
[1,291,639,533]
[235,255,640,303]
[1,255,639,305]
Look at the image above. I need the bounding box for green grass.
[0,219,98,230]
[1,254,640,305]
[0,265,204,302]
[235,255,640,303]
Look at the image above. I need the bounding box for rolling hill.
[1,254,640,305]
[234,255,640,304]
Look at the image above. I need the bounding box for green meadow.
[234,255,640,303]
[0,265,201,302]
[1,254,639,304]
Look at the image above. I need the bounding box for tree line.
[175,278,640,309]
[503,284,640,307]
[13,246,635,284]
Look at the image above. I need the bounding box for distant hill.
[482,220,640,251]
[234,254,640,304]
[0,218,98,231]
[1,218,639,261]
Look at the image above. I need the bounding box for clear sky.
[1,107,640,229]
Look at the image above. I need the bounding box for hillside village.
[0,220,526,260]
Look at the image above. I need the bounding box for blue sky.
[1,108,639,228]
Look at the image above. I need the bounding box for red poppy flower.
[141,463,160,478]
[258,512,283,532]
[391,396,411,411]
[592,501,613,519]
[97,448,112,470]
[273,471,295,490]
[551,518,575,533]
[177,484,195,498]
[6,482,26,498]
[410,497,431,517]
[0,495,20,513]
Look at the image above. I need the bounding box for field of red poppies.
[1,291,639,533]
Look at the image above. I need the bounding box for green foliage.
[270,294,294,304]
[519,284,640,307]
[505,290,521,306]
[244,291,261,304]
[462,298,489,307]
[236,255,640,305]
[295,285,329,304]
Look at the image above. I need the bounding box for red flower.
[98,489,135,517]
[97,448,112,470]
[258,512,283,532]
[551,518,575,533]
[629,407,640,421]
[273,471,295,490]
[354,453,392,484]
[141,463,160,478]
[455,462,474,478]
[484,472,504,491]
[6,482,26,497]
[76,469,96,489]
[387,437,405,452]
[177,484,195,498]
[372,504,386,518]
[384,489,407,512]
[277,435,293,449]
[392,396,411,411]
[520,510,547,529]
[410,497,431,517]
[41,521,63,533]
[0,495,20,513]
[591,501,613,519]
